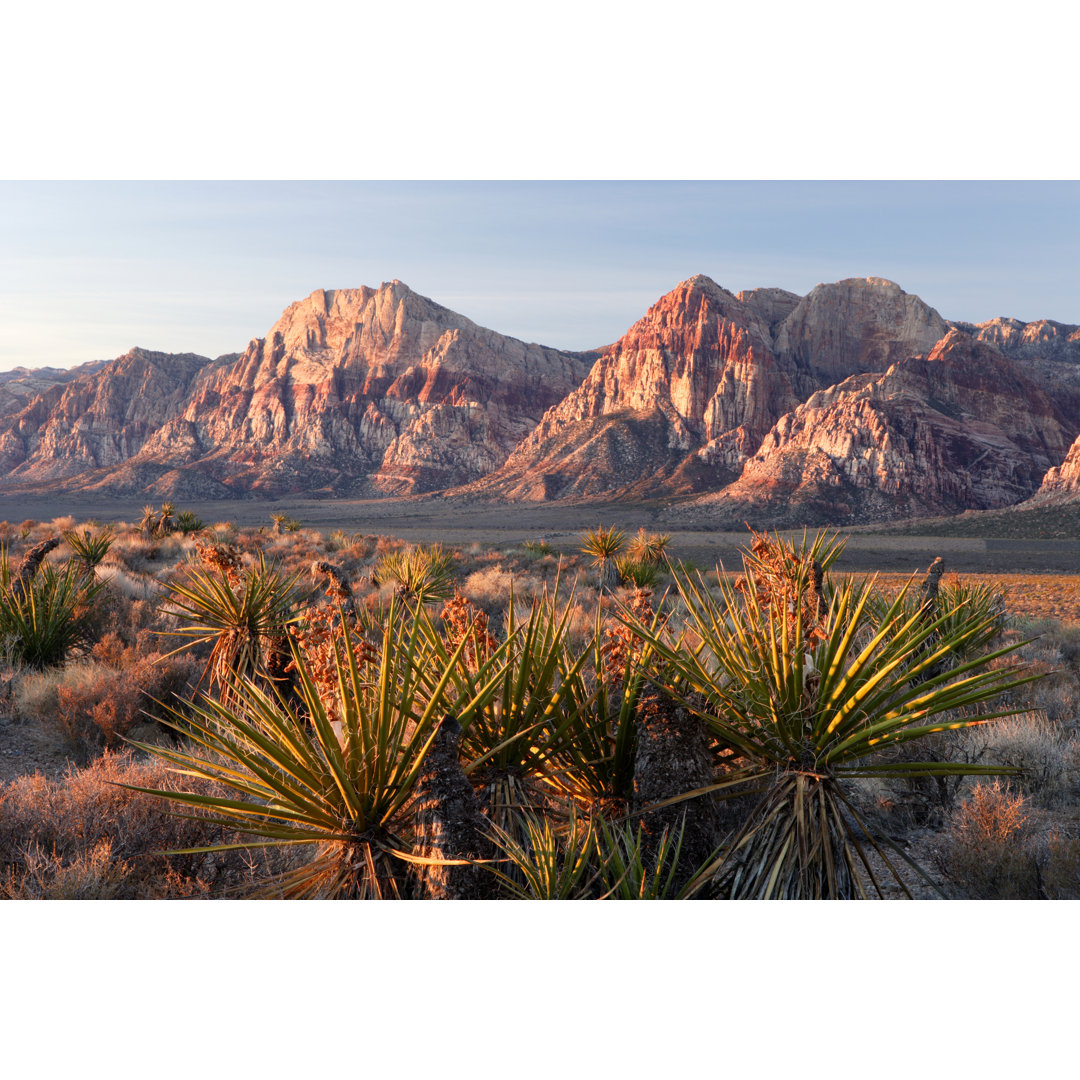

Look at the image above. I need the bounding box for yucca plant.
[867,575,1007,667]
[627,531,1040,899]
[539,596,659,814]
[139,501,177,539]
[63,526,114,574]
[162,548,309,696]
[127,597,508,898]
[0,549,104,668]
[581,525,626,590]
[426,583,593,847]
[371,544,455,604]
[483,810,603,900]
[175,511,205,535]
[159,502,177,535]
[270,512,302,534]
[626,528,671,567]
[614,555,663,589]
[140,504,160,538]
[484,812,701,900]
[592,817,698,900]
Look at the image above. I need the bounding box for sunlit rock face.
[0,349,214,483]
[1031,433,1080,503]
[463,276,965,503]
[771,277,950,395]
[463,275,800,500]
[141,282,593,497]
[0,283,593,497]
[680,330,1073,526]
[2,275,1077,523]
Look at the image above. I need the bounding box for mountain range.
[3,275,1080,526]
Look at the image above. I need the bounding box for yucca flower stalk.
[627,532,1040,899]
[127,596,509,898]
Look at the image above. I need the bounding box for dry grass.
[962,711,1079,806]
[0,751,292,899]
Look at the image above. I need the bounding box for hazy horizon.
[2,180,1078,373]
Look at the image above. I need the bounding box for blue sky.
[1,180,1078,372]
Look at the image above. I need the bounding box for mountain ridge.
[3,276,1079,525]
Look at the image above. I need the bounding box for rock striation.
[0,283,593,498]
[683,331,1073,525]
[463,275,800,500]
[0,349,215,484]
[3,275,1078,526]
[465,276,957,503]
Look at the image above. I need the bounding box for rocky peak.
[0,347,214,482]
[773,276,950,392]
[460,275,798,501]
[119,282,591,497]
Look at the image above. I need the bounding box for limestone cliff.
[772,277,950,395]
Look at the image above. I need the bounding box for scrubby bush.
[0,751,290,899]
[936,781,1042,899]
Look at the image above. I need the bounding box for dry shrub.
[374,535,403,557]
[98,565,157,601]
[937,781,1042,899]
[462,565,516,615]
[994,625,1080,726]
[107,533,161,575]
[963,711,1078,807]
[15,650,198,754]
[13,662,114,726]
[49,515,77,534]
[0,750,289,898]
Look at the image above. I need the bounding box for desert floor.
[4,493,1080,578]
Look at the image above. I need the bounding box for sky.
[2,180,1078,372]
